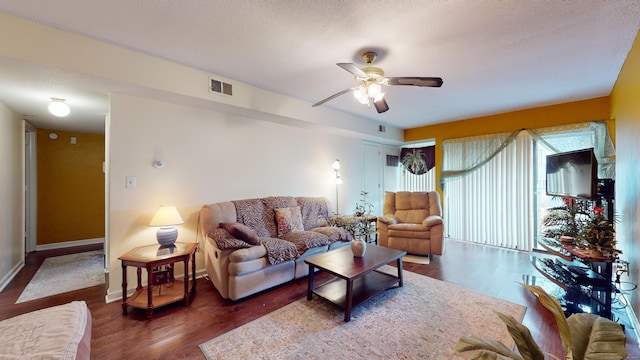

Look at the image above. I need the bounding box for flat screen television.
[546,148,597,200]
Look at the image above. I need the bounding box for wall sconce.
[152,148,165,168]
[148,205,184,246]
[332,159,342,214]
[48,98,70,117]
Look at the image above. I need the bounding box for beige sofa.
[377,191,444,256]
[199,196,351,300]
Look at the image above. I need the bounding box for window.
[442,122,614,252]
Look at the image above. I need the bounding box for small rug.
[16,250,105,303]
[403,254,430,264]
[199,266,526,359]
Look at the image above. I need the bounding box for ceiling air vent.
[209,77,233,96]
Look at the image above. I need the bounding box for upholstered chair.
[377,191,444,256]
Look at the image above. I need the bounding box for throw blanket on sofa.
[209,229,340,266]
[282,231,332,254]
[260,238,300,265]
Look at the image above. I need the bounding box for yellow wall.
[610,29,640,326]
[404,97,613,195]
[37,129,105,244]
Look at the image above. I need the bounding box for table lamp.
[149,205,184,246]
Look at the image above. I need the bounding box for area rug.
[16,250,105,303]
[199,266,526,359]
[403,254,430,264]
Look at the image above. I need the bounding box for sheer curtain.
[442,121,614,251]
[446,134,533,250]
[401,169,436,191]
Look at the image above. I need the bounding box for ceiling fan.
[312,52,443,114]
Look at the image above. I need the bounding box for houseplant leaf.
[454,335,524,360]
[495,311,545,360]
[520,283,573,360]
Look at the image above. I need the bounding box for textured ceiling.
[0,1,639,133]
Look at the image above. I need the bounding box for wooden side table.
[119,242,197,318]
[364,215,378,244]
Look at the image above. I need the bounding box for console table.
[532,237,615,319]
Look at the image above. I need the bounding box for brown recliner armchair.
[377,191,444,256]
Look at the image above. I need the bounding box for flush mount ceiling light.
[48,98,70,117]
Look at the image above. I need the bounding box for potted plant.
[323,191,375,257]
[352,191,374,238]
[540,197,590,241]
[577,205,621,258]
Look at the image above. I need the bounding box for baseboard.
[623,297,640,343]
[36,237,104,251]
[105,269,208,304]
[0,260,25,292]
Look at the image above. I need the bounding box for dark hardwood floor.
[1,239,637,359]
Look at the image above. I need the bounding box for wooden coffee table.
[305,244,406,322]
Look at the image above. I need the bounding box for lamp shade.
[149,205,184,246]
[149,205,184,226]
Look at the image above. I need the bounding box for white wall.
[0,102,25,291]
[106,93,367,300]
[0,12,403,300]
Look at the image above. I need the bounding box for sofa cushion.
[311,226,352,242]
[275,206,304,238]
[228,257,269,276]
[283,230,332,253]
[220,222,261,245]
[395,209,430,224]
[229,245,268,262]
[207,228,252,250]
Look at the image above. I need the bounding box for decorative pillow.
[220,222,261,245]
[207,228,252,250]
[274,206,304,238]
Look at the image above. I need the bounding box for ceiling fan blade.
[337,63,367,78]
[374,97,389,113]
[312,87,356,107]
[387,77,443,87]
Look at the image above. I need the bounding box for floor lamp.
[332,159,342,214]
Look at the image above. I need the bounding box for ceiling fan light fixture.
[48,98,70,117]
[312,51,443,113]
[367,83,382,98]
